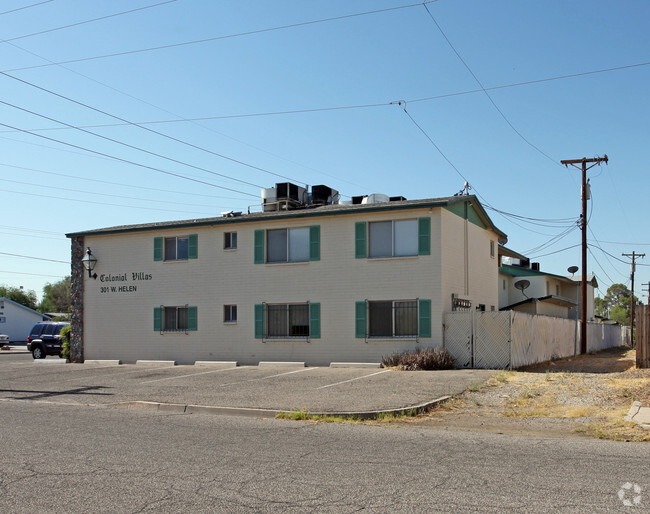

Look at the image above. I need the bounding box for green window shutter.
[188,234,198,259]
[418,299,431,338]
[254,304,265,338]
[309,225,320,261]
[355,222,367,259]
[154,237,163,261]
[309,303,321,339]
[254,230,265,264]
[418,217,431,255]
[188,306,198,331]
[355,301,367,338]
[153,307,162,331]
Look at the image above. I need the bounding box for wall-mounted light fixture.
[81,247,98,279]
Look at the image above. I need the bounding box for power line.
[1,41,368,193]
[0,96,265,190]
[0,1,52,16]
[420,3,559,167]
[0,251,68,264]
[0,178,229,209]
[529,243,581,258]
[0,270,68,278]
[2,1,439,72]
[1,188,217,216]
[0,118,259,197]
[0,162,247,201]
[0,71,304,185]
[3,1,177,42]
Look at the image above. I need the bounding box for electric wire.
[0,117,260,198]
[0,71,305,185]
[0,1,52,16]
[0,251,68,264]
[0,162,246,200]
[1,41,369,192]
[421,3,559,167]
[587,247,616,285]
[0,270,67,278]
[0,96,265,190]
[3,1,178,42]
[1,188,217,215]
[2,1,439,72]
[1,178,231,209]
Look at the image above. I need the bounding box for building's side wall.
[440,208,500,313]
[0,301,45,342]
[82,207,463,365]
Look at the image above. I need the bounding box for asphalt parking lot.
[0,353,495,416]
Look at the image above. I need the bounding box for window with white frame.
[368,300,417,338]
[224,305,237,323]
[368,220,418,258]
[165,236,188,261]
[267,228,309,263]
[224,232,237,250]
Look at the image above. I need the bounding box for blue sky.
[1,0,649,301]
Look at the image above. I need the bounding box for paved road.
[1,400,648,512]
[0,354,494,414]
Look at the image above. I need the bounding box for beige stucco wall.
[81,205,501,365]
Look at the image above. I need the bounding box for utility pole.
[623,251,645,346]
[561,155,608,354]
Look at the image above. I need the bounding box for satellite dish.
[567,266,579,276]
[514,279,530,299]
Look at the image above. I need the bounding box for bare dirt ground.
[399,347,650,442]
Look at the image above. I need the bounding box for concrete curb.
[329,362,382,369]
[111,395,452,420]
[194,361,239,367]
[135,360,176,366]
[258,361,305,368]
[34,359,69,364]
[624,401,650,430]
[84,360,122,365]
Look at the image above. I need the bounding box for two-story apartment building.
[66,187,507,365]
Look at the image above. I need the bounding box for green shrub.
[382,347,455,371]
[59,325,71,360]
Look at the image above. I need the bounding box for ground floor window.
[368,300,417,337]
[255,303,320,339]
[154,305,197,333]
[356,299,431,339]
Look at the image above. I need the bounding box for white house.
[0,297,50,342]
[66,187,507,365]
[498,263,597,320]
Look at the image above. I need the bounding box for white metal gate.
[444,312,511,369]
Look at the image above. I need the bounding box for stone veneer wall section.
[70,236,84,362]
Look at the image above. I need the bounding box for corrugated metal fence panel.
[586,322,629,352]
[474,312,511,369]
[443,312,473,368]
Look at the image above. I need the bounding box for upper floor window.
[224,232,237,250]
[224,304,237,323]
[154,235,198,261]
[254,226,320,264]
[490,240,495,258]
[165,236,188,261]
[268,228,309,263]
[355,218,430,259]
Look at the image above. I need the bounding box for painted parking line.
[316,369,392,390]
[217,367,318,387]
[141,366,247,384]
[62,365,177,382]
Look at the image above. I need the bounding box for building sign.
[98,272,152,294]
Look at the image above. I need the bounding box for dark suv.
[27,322,69,359]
